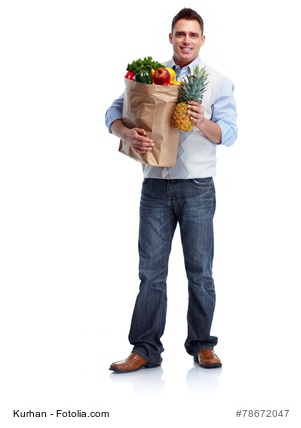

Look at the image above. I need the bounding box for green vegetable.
[127,56,164,75]
[135,70,152,84]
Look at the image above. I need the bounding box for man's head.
[169,8,205,68]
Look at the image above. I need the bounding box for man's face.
[169,19,205,68]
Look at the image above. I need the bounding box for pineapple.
[172,65,209,132]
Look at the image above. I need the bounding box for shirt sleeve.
[212,78,238,147]
[105,93,124,133]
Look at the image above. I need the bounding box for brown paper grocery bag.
[119,78,180,167]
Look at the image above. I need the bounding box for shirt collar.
[171,56,202,75]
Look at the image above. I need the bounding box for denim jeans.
[129,177,218,364]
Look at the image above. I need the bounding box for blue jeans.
[129,178,218,364]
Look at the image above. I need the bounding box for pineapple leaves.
[179,66,209,103]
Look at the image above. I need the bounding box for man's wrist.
[197,118,221,144]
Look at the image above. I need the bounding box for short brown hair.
[171,8,204,34]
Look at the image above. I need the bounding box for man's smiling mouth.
[180,46,192,52]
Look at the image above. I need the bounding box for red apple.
[153,67,171,85]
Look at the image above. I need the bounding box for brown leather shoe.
[109,353,161,373]
[195,349,222,368]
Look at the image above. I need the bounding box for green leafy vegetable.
[126,56,164,75]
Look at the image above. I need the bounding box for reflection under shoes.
[110,366,165,395]
[186,363,222,394]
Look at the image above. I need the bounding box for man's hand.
[187,101,221,144]
[111,119,154,154]
[187,101,205,127]
[123,127,154,155]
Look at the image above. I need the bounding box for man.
[105,8,237,373]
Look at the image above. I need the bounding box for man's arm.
[187,77,238,146]
[192,110,222,143]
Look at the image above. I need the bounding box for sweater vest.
[142,63,225,179]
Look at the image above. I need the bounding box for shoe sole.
[199,363,222,369]
[109,363,161,373]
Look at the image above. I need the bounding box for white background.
[1,0,300,426]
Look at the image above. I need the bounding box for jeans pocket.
[188,177,214,189]
[142,178,152,188]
